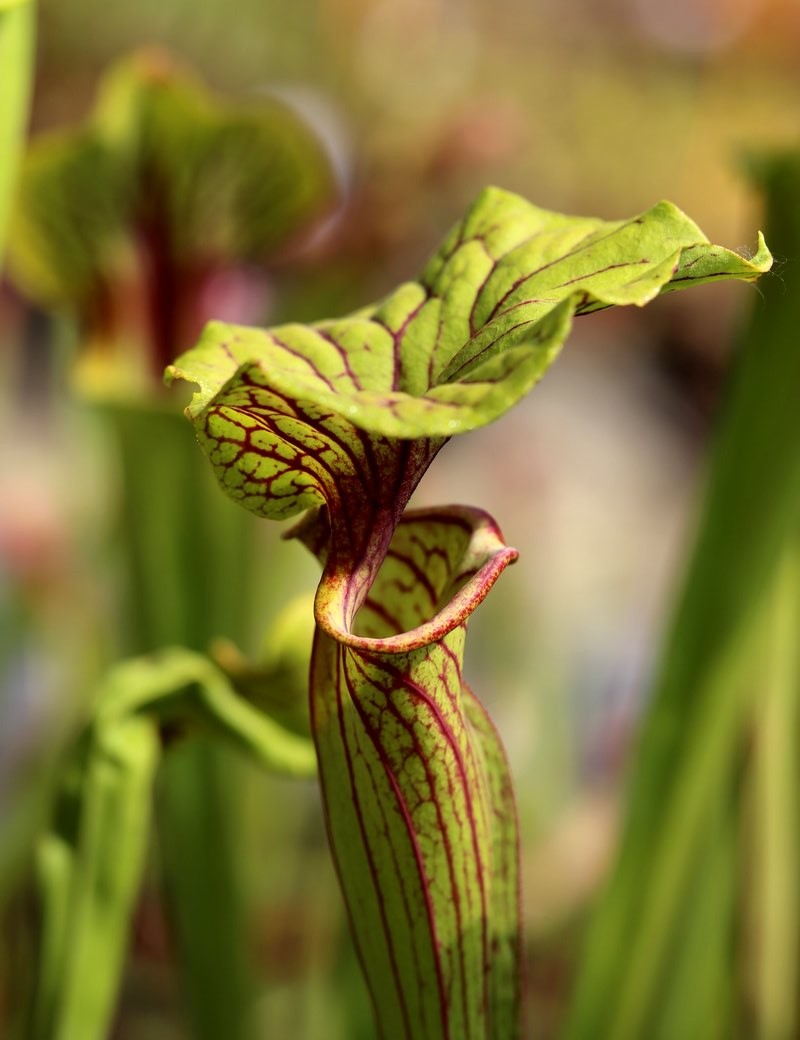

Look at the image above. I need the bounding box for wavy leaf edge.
[167,186,772,441]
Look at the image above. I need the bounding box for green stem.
[108,402,260,1040]
[0,0,34,263]
[750,540,800,1040]
[30,716,160,1040]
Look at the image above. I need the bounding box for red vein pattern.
[310,506,520,1040]
[169,187,769,443]
[166,186,771,1040]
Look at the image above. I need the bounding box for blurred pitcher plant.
[7,50,336,1040]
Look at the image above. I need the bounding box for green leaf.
[99,641,314,1040]
[165,189,771,583]
[749,539,800,1040]
[311,505,520,1039]
[213,592,317,738]
[9,129,130,311]
[168,186,770,445]
[0,0,34,264]
[94,647,316,776]
[93,50,336,267]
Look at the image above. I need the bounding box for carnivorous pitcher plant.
[168,186,771,1039]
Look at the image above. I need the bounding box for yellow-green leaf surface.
[213,592,316,738]
[167,187,771,1039]
[92,647,316,775]
[169,186,770,445]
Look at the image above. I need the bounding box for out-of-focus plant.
[0,0,35,947]
[10,47,335,398]
[565,153,800,1040]
[29,643,316,1040]
[7,50,335,1040]
[168,185,770,1039]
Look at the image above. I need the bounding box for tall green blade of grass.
[0,0,34,261]
[565,155,800,1040]
[750,537,800,1040]
[30,717,159,1040]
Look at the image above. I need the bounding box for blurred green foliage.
[31,648,315,1040]
[566,152,800,1040]
[3,48,336,1040]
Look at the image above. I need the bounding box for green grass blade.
[0,0,33,263]
[31,717,159,1040]
[749,539,800,1040]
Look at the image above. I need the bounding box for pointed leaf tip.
[750,231,773,271]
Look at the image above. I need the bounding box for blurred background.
[2,0,800,1037]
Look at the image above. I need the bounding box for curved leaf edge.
[312,504,519,650]
[166,189,771,441]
